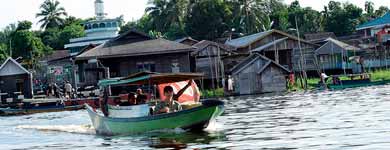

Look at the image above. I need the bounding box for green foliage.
[39,20,85,49]
[36,0,68,29]
[185,0,232,40]
[323,1,363,36]
[138,0,388,41]
[16,21,32,31]
[58,24,85,47]
[370,69,390,81]
[288,2,323,34]
[201,88,224,98]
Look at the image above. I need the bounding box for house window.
[137,62,156,72]
[112,22,118,27]
[320,55,329,63]
[172,59,180,73]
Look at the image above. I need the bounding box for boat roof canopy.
[98,72,204,87]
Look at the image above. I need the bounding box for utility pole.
[9,39,12,57]
[295,16,307,90]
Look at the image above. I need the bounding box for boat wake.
[16,124,96,135]
[204,120,223,132]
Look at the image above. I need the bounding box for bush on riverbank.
[201,88,224,98]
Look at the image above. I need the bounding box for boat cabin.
[96,72,203,118]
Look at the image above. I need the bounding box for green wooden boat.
[327,80,388,90]
[319,73,389,90]
[86,72,225,135]
[86,99,224,135]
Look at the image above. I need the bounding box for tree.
[58,24,85,47]
[287,1,323,34]
[16,21,32,31]
[374,6,389,17]
[228,0,273,34]
[185,0,232,40]
[270,1,289,31]
[36,0,68,29]
[145,0,188,33]
[364,1,374,16]
[119,21,139,34]
[323,1,362,36]
[62,16,83,28]
[11,21,52,67]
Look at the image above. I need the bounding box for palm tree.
[230,0,271,34]
[145,0,187,32]
[36,0,68,29]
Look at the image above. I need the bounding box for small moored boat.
[0,102,84,116]
[320,73,388,90]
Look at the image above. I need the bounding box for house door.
[16,79,24,93]
[239,73,252,95]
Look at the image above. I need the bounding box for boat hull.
[86,100,224,135]
[328,80,388,90]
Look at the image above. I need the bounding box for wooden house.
[356,12,390,38]
[230,54,290,95]
[191,40,236,89]
[315,38,363,73]
[39,50,73,86]
[76,30,195,86]
[225,29,319,73]
[0,58,33,102]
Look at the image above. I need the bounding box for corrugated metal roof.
[44,50,70,62]
[0,57,31,76]
[251,37,288,52]
[230,53,290,74]
[325,38,360,51]
[76,38,193,60]
[315,38,361,55]
[357,12,390,30]
[174,37,199,43]
[225,30,272,48]
[193,40,237,51]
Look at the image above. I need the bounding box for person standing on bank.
[155,80,193,114]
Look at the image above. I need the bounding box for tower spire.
[95,0,105,20]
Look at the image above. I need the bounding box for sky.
[0,0,389,30]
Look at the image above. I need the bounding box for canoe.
[0,104,84,116]
[327,80,388,90]
[86,99,224,135]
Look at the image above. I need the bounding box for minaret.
[95,0,105,20]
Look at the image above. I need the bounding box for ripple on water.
[2,85,390,149]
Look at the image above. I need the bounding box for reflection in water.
[2,85,390,149]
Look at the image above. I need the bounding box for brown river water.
[1,85,390,149]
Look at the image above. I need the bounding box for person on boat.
[119,93,136,106]
[155,80,193,114]
[136,88,147,104]
[320,72,329,86]
[128,92,137,105]
[64,81,72,99]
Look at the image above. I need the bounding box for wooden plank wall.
[292,47,320,72]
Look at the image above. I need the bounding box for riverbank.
[289,69,390,91]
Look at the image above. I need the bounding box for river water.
[2,85,390,150]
